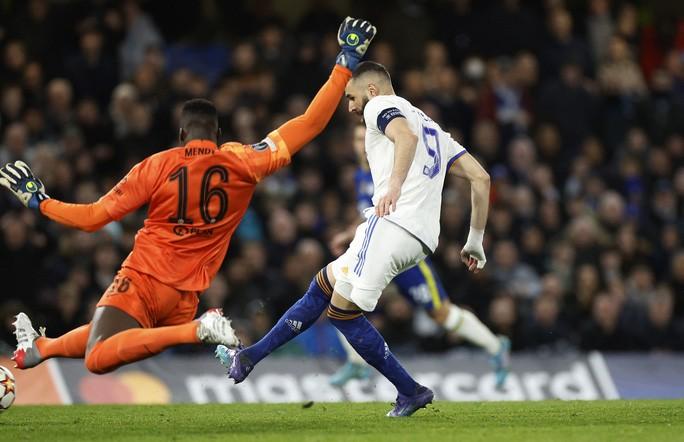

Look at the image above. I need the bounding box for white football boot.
[12,312,45,369]
[196,309,239,348]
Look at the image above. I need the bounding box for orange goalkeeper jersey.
[98,134,290,291]
[40,65,352,292]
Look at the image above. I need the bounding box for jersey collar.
[184,139,218,150]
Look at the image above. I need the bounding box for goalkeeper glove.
[336,16,377,71]
[0,161,49,210]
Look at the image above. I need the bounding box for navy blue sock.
[242,269,333,365]
[328,305,418,396]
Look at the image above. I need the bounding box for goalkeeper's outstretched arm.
[40,200,113,232]
[39,158,153,232]
[0,159,150,233]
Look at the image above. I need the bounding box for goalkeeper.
[0,17,376,375]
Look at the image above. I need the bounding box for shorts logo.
[383,343,390,360]
[346,33,359,46]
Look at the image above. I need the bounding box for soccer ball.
[0,365,16,412]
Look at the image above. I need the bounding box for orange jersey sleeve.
[38,156,163,231]
[40,199,112,232]
[220,65,352,183]
[273,65,352,155]
[99,156,163,220]
[220,133,292,184]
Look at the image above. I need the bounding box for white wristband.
[467,226,484,245]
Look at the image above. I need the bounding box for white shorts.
[331,215,429,312]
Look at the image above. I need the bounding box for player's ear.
[368,83,378,97]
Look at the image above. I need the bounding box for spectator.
[491,240,542,299]
[539,8,593,79]
[642,286,678,350]
[477,57,533,137]
[598,36,647,98]
[1,84,23,123]
[119,0,163,80]
[488,294,521,348]
[580,294,629,351]
[520,294,572,350]
[671,251,684,317]
[0,122,31,163]
[1,40,28,84]
[44,78,74,136]
[586,0,614,63]
[537,61,598,151]
[68,29,116,107]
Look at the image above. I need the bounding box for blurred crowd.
[1,0,684,356]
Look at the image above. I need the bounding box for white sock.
[337,329,366,365]
[444,305,501,355]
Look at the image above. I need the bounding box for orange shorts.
[97,267,199,329]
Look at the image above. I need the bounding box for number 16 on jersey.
[168,166,229,225]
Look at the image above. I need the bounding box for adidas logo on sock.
[285,319,302,333]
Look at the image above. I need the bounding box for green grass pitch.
[1,400,683,441]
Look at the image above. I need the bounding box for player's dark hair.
[180,98,218,135]
[352,61,391,83]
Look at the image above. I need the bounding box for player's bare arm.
[449,153,491,272]
[376,117,418,217]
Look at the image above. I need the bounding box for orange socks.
[34,322,200,374]
[84,322,200,374]
[36,324,90,360]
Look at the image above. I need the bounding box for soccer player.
[327,124,509,388]
[217,61,492,417]
[0,17,377,375]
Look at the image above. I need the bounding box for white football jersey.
[362,94,466,252]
